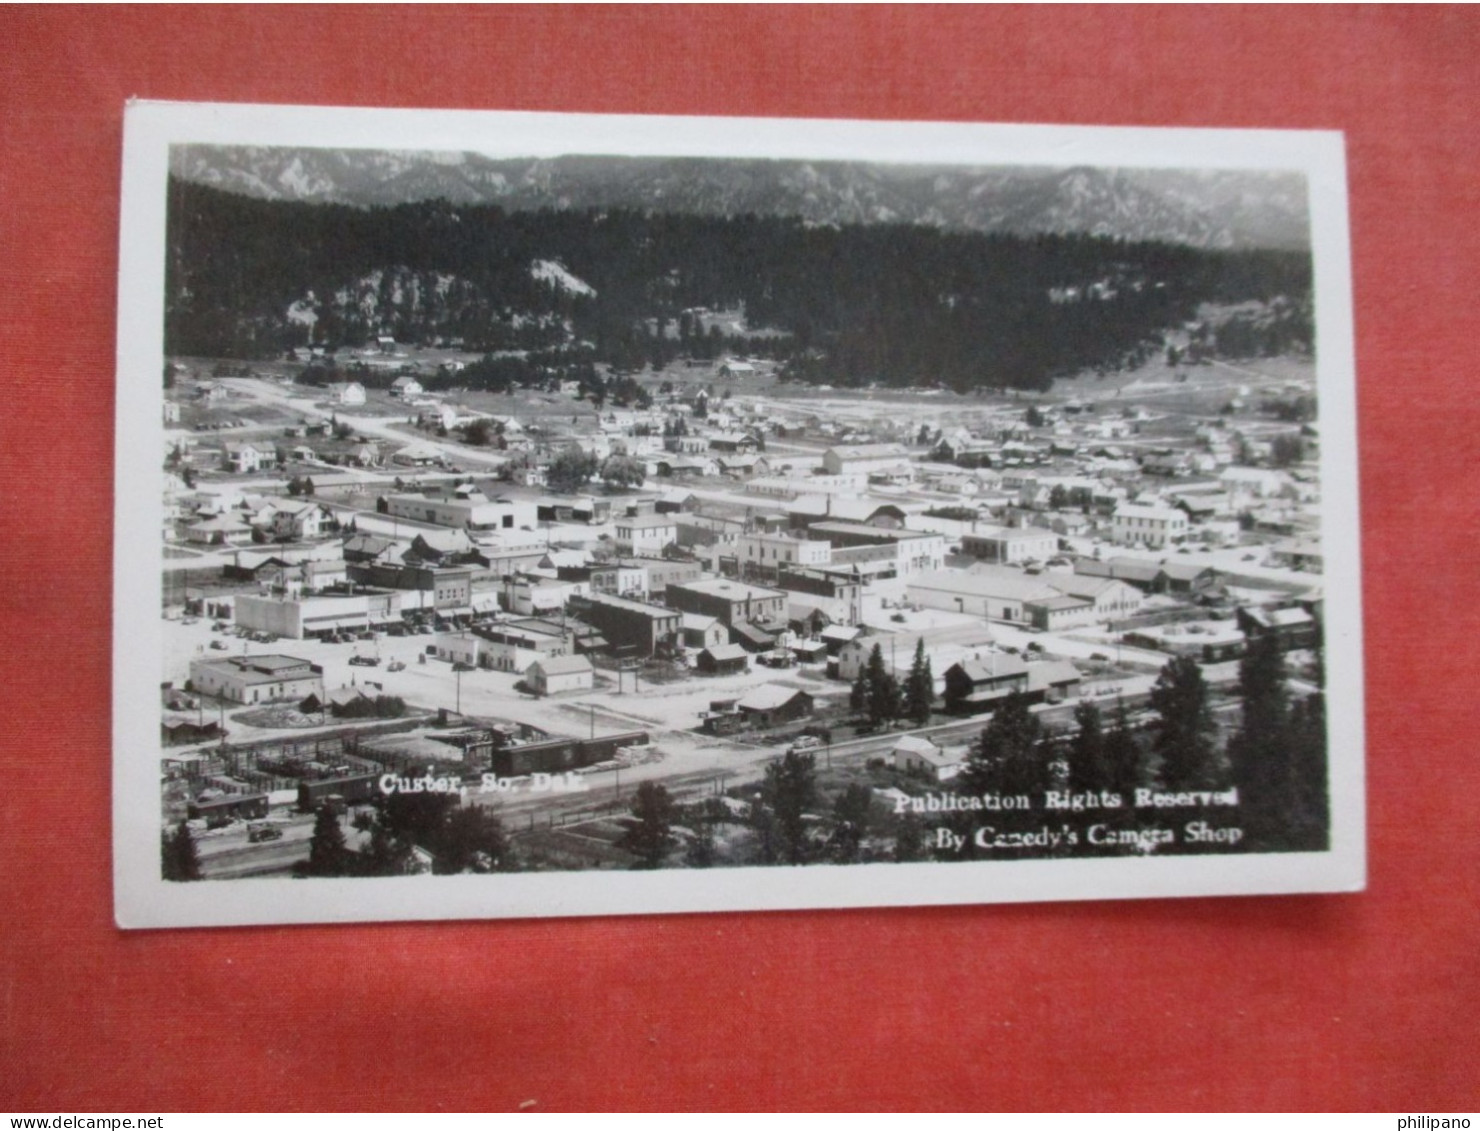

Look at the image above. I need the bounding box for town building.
[821,443,912,478]
[788,496,907,530]
[525,654,595,696]
[892,735,962,782]
[613,513,678,556]
[346,562,475,614]
[696,643,749,675]
[1237,604,1320,651]
[735,684,814,728]
[941,654,1030,711]
[475,618,575,662]
[188,654,324,706]
[385,490,535,533]
[270,501,334,542]
[909,567,1060,624]
[221,442,268,474]
[735,531,833,579]
[569,592,682,657]
[960,527,1059,565]
[1269,537,1323,572]
[433,632,484,667]
[667,578,788,630]
[235,589,402,639]
[680,613,728,652]
[809,522,945,579]
[1110,504,1188,548]
[624,556,703,598]
[182,514,255,546]
[506,575,584,616]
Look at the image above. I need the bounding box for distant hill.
[170,147,1309,251]
[165,176,1313,391]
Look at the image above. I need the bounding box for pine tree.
[1103,700,1148,798]
[760,750,818,865]
[431,805,509,874]
[864,643,901,728]
[1150,656,1223,791]
[904,638,935,726]
[298,805,351,877]
[162,820,201,882]
[958,690,1045,798]
[1067,699,1110,794]
[619,782,677,869]
[828,784,874,863]
[684,811,718,868]
[892,814,927,862]
[1229,636,1328,850]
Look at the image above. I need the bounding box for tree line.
[167,177,1312,393]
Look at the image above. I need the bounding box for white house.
[390,375,423,399]
[526,654,595,696]
[271,501,332,542]
[892,735,963,782]
[334,382,366,406]
[222,442,267,475]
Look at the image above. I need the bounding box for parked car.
[247,825,283,843]
[386,660,406,672]
[790,735,822,753]
[209,640,229,650]
[348,655,380,667]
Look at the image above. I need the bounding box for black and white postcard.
[114,102,1363,927]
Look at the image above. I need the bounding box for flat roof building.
[188,654,324,706]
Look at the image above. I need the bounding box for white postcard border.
[115,101,1364,929]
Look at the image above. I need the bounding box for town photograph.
[141,126,1342,901]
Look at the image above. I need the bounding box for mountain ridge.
[169,147,1310,251]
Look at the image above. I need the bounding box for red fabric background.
[1,5,1476,1112]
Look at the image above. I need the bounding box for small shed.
[696,643,749,676]
[526,654,595,696]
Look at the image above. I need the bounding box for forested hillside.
[165,178,1312,392]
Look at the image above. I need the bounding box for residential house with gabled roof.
[343,534,404,564]
[893,735,963,782]
[525,654,594,695]
[221,442,268,474]
[272,501,334,542]
[183,513,255,546]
